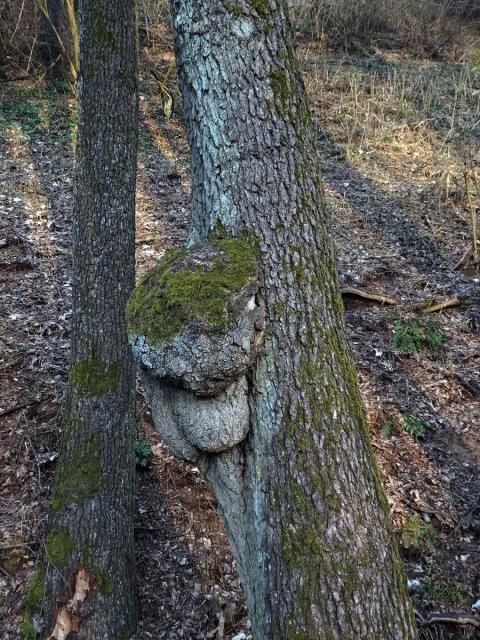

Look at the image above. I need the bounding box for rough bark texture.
[22,1,138,638]
[166,1,417,639]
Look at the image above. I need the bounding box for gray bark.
[23,1,138,638]
[164,1,417,639]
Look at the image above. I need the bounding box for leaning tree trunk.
[22,1,138,638]
[39,0,78,83]
[170,2,416,638]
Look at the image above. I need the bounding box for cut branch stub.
[126,237,264,461]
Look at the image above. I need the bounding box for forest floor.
[1,27,480,640]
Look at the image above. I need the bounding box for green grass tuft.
[401,514,436,550]
[399,413,427,438]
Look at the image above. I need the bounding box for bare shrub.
[289,0,475,45]
[0,0,77,82]
[0,0,40,77]
[138,0,172,47]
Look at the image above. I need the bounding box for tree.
[21,1,138,638]
[126,1,416,638]
[37,0,78,83]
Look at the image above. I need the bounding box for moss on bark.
[51,436,104,512]
[19,612,36,638]
[46,528,74,567]
[248,0,270,18]
[70,357,120,396]
[126,237,258,345]
[25,566,45,610]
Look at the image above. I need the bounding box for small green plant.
[401,514,436,550]
[135,440,153,469]
[423,578,468,606]
[392,318,445,354]
[380,416,394,438]
[399,413,427,438]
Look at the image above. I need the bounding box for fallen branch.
[419,612,480,629]
[415,297,462,313]
[454,247,472,270]
[0,399,39,419]
[0,541,36,551]
[340,287,398,305]
[341,288,463,314]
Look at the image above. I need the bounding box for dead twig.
[340,287,398,305]
[0,542,36,551]
[453,246,472,270]
[418,612,480,629]
[0,398,39,419]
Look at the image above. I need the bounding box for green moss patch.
[46,528,73,567]
[248,0,269,18]
[19,612,36,638]
[51,436,104,512]
[26,566,45,610]
[269,69,290,115]
[126,237,258,345]
[70,357,120,396]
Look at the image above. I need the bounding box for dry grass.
[0,0,40,77]
[300,43,480,261]
[290,0,479,48]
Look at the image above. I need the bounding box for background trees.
[21,0,138,637]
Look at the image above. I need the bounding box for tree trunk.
[22,1,138,638]
[40,0,62,75]
[169,1,416,638]
[38,0,78,84]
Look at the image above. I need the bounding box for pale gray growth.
[142,373,250,461]
[130,248,265,463]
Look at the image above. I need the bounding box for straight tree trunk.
[170,1,416,638]
[22,1,138,638]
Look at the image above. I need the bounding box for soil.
[1,37,479,640]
